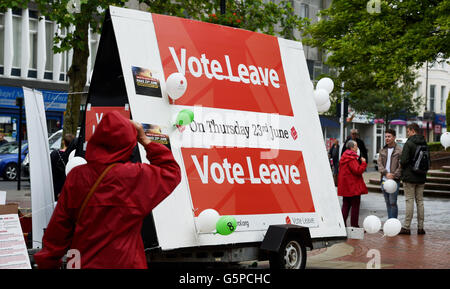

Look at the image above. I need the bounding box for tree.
[1,0,128,141]
[140,0,307,41]
[303,0,449,122]
[348,71,423,127]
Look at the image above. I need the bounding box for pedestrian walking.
[377,128,402,219]
[328,139,340,186]
[338,140,368,227]
[34,111,181,268]
[399,123,429,235]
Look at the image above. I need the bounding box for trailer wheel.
[269,239,306,269]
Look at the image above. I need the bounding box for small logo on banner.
[286,216,292,224]
[291,126,298,140]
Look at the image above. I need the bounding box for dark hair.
[63,134,75,147]
[406,123,420,133]
[385,128,396,137]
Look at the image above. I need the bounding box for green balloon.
[216,216,237,236]
[176,111,192,126]
[180,109,194,122]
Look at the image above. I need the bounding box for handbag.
[75,163,118,224]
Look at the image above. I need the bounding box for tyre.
[3,163,18,181]
[269,239,307,269]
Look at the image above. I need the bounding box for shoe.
[418,229,426,235]
[399,228,411,235]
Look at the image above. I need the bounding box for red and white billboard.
[182,147,315,216]
[152,14,293,116]
[107,6,345,249]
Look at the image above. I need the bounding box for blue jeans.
[381,180,399,219]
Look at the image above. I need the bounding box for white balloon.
[363,215,381,234]
[440,132,450,149]
[196,209,220,233]
[68,149,76,161]
[317,99,331,113]
[65,156,87,176]
[383,218,402,237]
[314,89,330,107]
[383,179,397,194]
[166,72,187,100]
[316,77,334,94]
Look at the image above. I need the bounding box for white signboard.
[86,7,346,250]
[0,214,32,269]
[23,87,55,248]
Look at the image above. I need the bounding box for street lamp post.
[16,97,24,191]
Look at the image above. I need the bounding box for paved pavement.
[2,174,450,269]
[305,170,450,269]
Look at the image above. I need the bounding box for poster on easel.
[0,204,32,269]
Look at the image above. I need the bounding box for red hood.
[86,111,137,164]
[340,149,359,164]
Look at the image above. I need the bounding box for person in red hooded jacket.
[34,111,181,269]
[338,140,368,228]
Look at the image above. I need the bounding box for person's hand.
[386,173,395,179]
[360,157,366,163]
[130,120,151,146]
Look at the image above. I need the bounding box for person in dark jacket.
[399,123,427,235]
[341,129,368,162]
[50,134,74,201]
[338,140,368,227]
[328,139,340,186]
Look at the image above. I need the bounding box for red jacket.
[337,150,368,197]
[34,111,181,269]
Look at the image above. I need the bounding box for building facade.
[0,6,100,141]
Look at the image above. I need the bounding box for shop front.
[0,86,67,142]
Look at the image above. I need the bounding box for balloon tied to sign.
[313,77,334,113]
[174,109,195,127]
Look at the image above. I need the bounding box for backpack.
[411,145,430,174]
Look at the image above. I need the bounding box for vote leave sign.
[182,147,315,216]
[100,6,346,248]
[152,14,293,116]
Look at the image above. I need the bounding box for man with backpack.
[399,123,429,235]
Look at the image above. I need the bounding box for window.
[90,31,99,70]
[0,13,4,67]
[29,17,37,70]
[300,3,309,18]
[416,82,422,97]
[442,86,447,112]
[12,14,22,68]
[429,85,435,112]
[45,21,54,71]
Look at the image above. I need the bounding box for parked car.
[373,137,407,170]
[0,142,28,181]
[21,129,80,179]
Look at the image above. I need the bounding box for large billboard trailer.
[80,6,347,269]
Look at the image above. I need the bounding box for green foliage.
[427,142,450,152]
[141,0,308,40]
[303,0,449,121]
[447,91,450,128]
